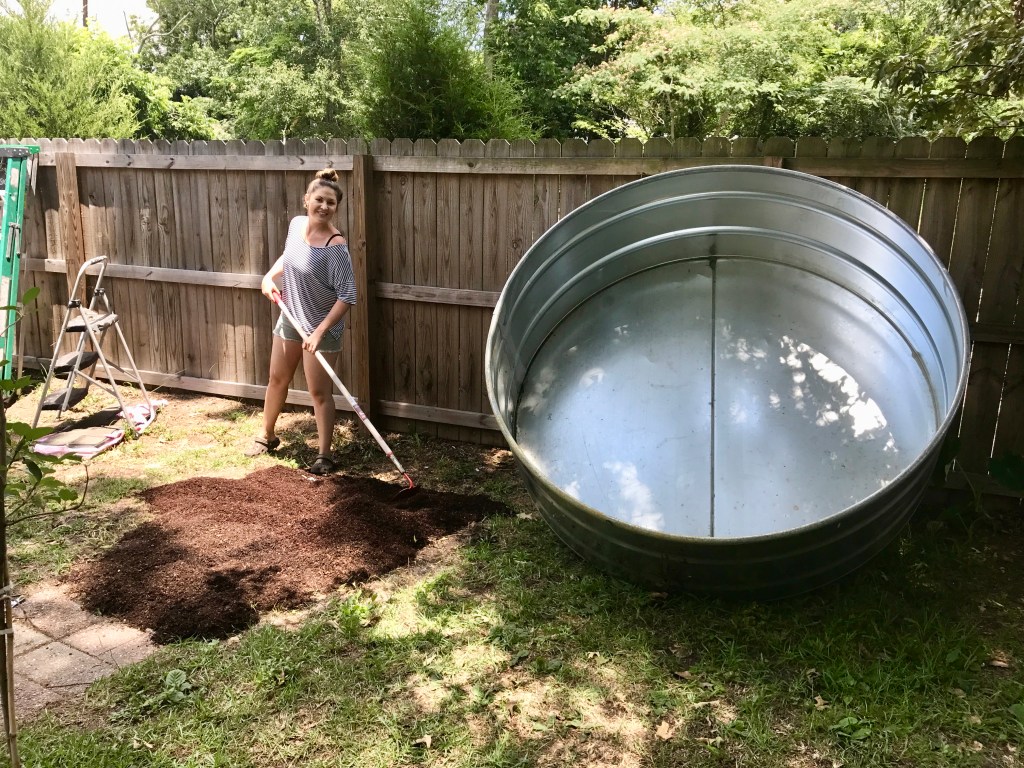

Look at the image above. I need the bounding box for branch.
[5,462,88,522]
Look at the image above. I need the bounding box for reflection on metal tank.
[485,166,970,598]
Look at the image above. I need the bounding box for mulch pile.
[66,466,508,643]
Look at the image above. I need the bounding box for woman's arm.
[303,299,352,353]
[261,255,285,301]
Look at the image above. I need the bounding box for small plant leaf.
[23,457,43,481]
[8,422,51,440]
[1009,703,1024,724]
[0,376,32,392]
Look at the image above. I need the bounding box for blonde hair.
[306,167,342,201]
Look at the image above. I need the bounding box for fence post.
[54,152,86,302]
[350,153,375,416]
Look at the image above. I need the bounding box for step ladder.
[32,255,156,434]
[1,144,39,381]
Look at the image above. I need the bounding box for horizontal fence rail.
[2,135,1022,493]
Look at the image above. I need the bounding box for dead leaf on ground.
[673,670,693,680]
[413,735,433,749]
[814,695,829,711]
[655,720,675,740]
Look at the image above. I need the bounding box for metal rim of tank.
[485,165,971,594]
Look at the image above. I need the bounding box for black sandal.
[308,454,336,475]
[244,436,280,457]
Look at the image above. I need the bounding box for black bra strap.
[325,233,344,246]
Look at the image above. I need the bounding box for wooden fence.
[3,135,1024,489]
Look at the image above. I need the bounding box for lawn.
[4,386,1023,767]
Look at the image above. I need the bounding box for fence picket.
[948,137,1004,471]
[191,141,217,382]
[391,139,417,432]
[982,138,1024,461]
[207,140,233,381]
[587,138,617,199]
[414,138,439,438]
[435,139,462,441]
[853,137,895,206]
[919,138,966,270]
[886,137,930,230]
[458,139,486,443]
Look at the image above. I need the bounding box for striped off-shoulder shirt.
[280,216,357,341]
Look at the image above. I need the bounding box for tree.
[0,0,214,140]
[484,0,659,139]
[0,0,139,138]
[875,0,1024,136]
[346,0,534,140]
[139,0,360,139]
[559,0,911,140]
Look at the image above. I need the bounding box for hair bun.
[316,168,340,183]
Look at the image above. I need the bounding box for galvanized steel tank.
[485,165,969,598]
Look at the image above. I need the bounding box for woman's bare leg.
[303,349,338,456]
[261,336,303,440]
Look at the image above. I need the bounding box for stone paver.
[13,676,62,715]
[8,581,159,721]
[64,623,154,668]
[13,584,98,640]
[17,641,114,689]
[12,624,50,657]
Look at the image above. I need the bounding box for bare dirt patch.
[65,465,509,643]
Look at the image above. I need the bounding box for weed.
[112,669,194,722]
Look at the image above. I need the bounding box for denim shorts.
[274,313,342,353]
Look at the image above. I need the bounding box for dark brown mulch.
[66,466,508,644]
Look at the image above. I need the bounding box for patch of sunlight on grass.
[494,678,558,728]
[86,476,149,505]
[565,684,648,741]
[373,572,504,641]
[446,642,507,686]
[405,671,449,715]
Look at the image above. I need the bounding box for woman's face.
[304,184,338,223]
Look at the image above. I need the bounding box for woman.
[246,168,357,475]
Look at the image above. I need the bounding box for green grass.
[15,494,1024,767]
[5,391,1023,767]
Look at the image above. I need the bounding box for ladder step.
[41,387,89,410]
[67,309,117,333]
[52,350,99,375]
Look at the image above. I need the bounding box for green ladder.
[1,144,39,381]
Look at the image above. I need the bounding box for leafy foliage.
[0,0,138,138]
[484,0,658,139]
[347,0,533,139]
[140,0,359,139]
[876,0,1024,136]
[560,0,910,140]
[0,0,215,140]
[2,288,82,525]
[988,453,1024,492]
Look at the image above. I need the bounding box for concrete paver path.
[11,582,156,719]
